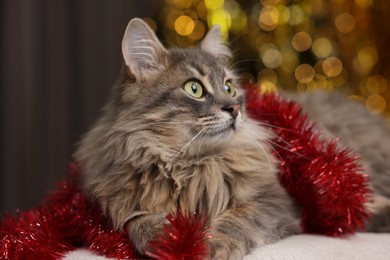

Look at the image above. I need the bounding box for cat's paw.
[208,237,245,260]
[127,213,167,254]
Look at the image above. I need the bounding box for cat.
[74,18,300,258]
[74,18,390,258]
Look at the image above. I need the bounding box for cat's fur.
[75,18,390,258]
[75,19,300,258]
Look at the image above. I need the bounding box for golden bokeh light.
[261,46,282,69]
[288,5,305,26]
[295,64,315,83]
[258,6,279,31]
[314,60,325,74]
[175,15,195,36]
[322,57,343,77]
[314,74,334,90]
[366,94,387,114]
[257,69,278,84]
[291,31,312,52]
[367,75,388,95]
[353,44,378,75]
[357,45,378,68]
[312,37,333,58]
[278,5,291,24]
[260,81,278,94]
[188,21,206,40]
[335,13,355,34]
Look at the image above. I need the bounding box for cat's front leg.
[208,204,300,259]
[126,212,167,254]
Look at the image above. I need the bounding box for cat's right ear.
[122,18,168,82]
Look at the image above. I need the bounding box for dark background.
[1,0,160,211]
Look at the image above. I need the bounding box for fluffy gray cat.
[75,18,390,258]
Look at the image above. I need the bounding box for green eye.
[224,80,236,97]
[183,80,204,98]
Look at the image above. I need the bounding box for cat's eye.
[224,80,236,97]
[183,80,204,99]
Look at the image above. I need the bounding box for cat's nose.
[221,104,241,119]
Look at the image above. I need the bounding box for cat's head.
[109,18,248,159]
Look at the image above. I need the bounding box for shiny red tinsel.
[145,211,209,260]
[0,85,370,259]
[245,84,370,236]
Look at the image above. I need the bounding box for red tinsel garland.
[245,85,370,236]
[0,85,370,259]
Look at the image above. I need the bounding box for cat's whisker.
[245,123,310,160]
[229,33,244,46]
[161,39,179,49]
[250,119,303,135]
[196,125,214,164]
[228,58,263,70]
[240,127,274,170]
[240,127,294,173]
[265,138,312,161]
[169,126,209,164]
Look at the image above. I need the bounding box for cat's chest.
[168,153,264,217]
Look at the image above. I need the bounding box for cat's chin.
[207,124,236,141]
[205,118,242,147]
[185,125,237,156]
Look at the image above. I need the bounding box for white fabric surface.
[62,233,390,260]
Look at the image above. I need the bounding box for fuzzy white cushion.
[62,233,390,260]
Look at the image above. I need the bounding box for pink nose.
[222,104,240,119]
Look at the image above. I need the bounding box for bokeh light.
[335,13,355,34]
[354,44,378,75]
[292,32,312,52]
[367,75,388,94]
[258,6,279,31]
[322,57,343,78]
[188,21,206,40]
[366,94,387,114]
[295,64,315,83]
[312,37,333,58]
[260,45,282,69]
[175,15,195,36]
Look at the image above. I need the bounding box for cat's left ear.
[200,25,232,61]
[122,18,168,82]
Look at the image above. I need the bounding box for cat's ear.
[122,18,168,81]
[200,25,232,61]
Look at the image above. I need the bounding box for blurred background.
[1,0,390,211]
